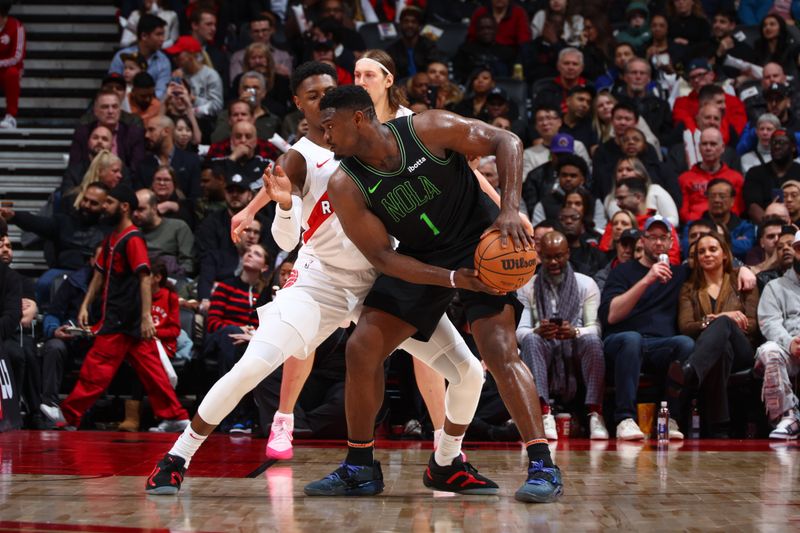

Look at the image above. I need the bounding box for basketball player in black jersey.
[304,85,562,503]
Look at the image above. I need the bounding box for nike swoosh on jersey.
[368,179,383,194]
[316,158,331,168]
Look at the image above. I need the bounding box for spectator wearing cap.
[600,214,698,440]
[166,35,223,128]
[109,14,170,100]
[738,82,800,157]
[385,6,439,79]
[128,72,160,122]
[595,227,640,292]
[485,86,521,124]
[740,113,781,175]
[673,58,747,137]
[190,7,229,94]
[69,89,145,173]
[453,15,513,83]
[524,106,591,179]
[0,0,25,130]
[532,48,588,114]
[136,115,201,202]
[612,57,673,145]
[616,3,651,55]
[678,127,745,223]
[561,85,598,153]
[132,188,194,278]
[743,129,800,222]
[739,62,800,126]
[466,0,531,50]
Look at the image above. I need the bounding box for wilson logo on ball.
[501,258,536,270]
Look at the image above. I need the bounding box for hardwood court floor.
[1,431,798,532]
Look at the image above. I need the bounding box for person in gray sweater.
[133,189,195,278]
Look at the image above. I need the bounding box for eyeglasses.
[644,234,671,243]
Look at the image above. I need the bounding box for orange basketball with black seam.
[474,230,538,291]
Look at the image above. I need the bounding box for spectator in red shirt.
[467,0,531,49]
[0,0,25,129]
[673,58,747,136]
[679,127,745,223]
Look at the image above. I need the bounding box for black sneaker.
[145,453,186,495]
[422,453,499,495]
[514,460,563,503]
[304,461,384,496]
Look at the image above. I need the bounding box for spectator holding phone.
[517,231,607,440]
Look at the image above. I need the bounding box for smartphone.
[170,76,183,85]
[550,317,563,326]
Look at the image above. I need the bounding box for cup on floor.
[637,403,656,438]
[555,413,571,439]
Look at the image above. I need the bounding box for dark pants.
[689,316,754,425]
[39,337,91,407]
[4,337,41,413]
[604,332,695,424]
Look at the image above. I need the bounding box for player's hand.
[644,261,672,285]
[231,208,255,244]
[141,315,156,340]
[264,164,293,209]
[483,209,535,251]
[452,268,503,295]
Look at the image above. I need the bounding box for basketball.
[474,230,538,291]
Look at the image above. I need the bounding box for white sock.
[169,425,208,468]
[433,428,443,450]
[434,431,463,467]
[273,411,294,430]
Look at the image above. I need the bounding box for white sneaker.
[148,418,190,433]
[542,413,558,440]
[266,418,294,460]
[616,418,645,440]
[668,418,684,440]
[0,114,16,129]
[589,412,609,440]
[769,410,800,440]
[40,403,66,425]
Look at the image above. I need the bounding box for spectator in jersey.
[69,90,145,172]
[0,0,25,129]
[109,13,169,99]
[211,74,281,143]
[516,230,607,441]
[133,188,195,278]
[385,6,439,80]
[137,114,201,199]
[743,129,800,223]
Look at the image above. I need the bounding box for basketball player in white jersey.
[144,62,496,496]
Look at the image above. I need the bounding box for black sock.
[526,442,554,468]
[345,439,374,466]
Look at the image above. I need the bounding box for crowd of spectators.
[2,0,800,441]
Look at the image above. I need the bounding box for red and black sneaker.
[422,453,499,495]
[145,453,186,495]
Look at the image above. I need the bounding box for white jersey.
[290,136,373,271]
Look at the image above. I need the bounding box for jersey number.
[419,212,440,236]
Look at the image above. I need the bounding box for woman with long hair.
[452,66,496,121]
[674,231,758,437]
[150,165,195,229]
[599,209,638,253]
[563,187,603,237]
[580,10,612,81]
[353,49,410,121]
[531,0,583,47]
[754,14,798,74]
[602,157,679,226]
[68,150,123,212]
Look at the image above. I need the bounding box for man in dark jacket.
[385,6,439,79]
[136,115,202,199]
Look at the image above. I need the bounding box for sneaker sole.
[514,485,563,503]
[423,483,499,495]
[303,481,384,497]
[266,447,293,460]
[145,485,180,495]
[769,432,799,440]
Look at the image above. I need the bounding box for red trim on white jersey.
[302,191,334,243]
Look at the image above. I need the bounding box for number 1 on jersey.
[420,212,440,236]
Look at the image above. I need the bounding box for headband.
[356,57,391,76]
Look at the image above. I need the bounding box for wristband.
[449,270,456,288]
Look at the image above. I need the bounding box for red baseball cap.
[165,36,202,55]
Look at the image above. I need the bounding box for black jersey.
[339,115,497,264]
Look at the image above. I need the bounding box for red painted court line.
[0,521,203,533]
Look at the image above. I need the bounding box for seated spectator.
[119,52,147,112]
[618,127,669,196]
[746,216,785,269]
[165,36,223,136]
[189,7,228,92]
[198,217,262,308]
[230,49,290,119]
[61,125,114,193]
[600,215,694,440]
[601,177,680,264]
[532,48,588,114]
[516,230,606,441]
[558,206,606,277]
[209,121,276,189]
[524,111,590,179]
[667,0,711,49]
[595,41,636,92]
[466,0,531,53]
[161,78,202,145]
[69,90,145,172]
[738,83,800,156]
[530,0,583,47]
[0,182,109,305]
[211,76,281,143]
[523,9,568,81]
[128,72,160,122]
[580,10,612,81]
[783,180,800,226]
[172,115,199,153]
[453,14,513,83]
[0,0,24,130]
[204,243,271,432]
[678,128,745,223]
[452,66,497,122]
[133,189,195,278]
[120,0,178,49]
[614,3,651,56]
[194,162,227,223]
[591,89,660,149]
[230,16,293,81]
[563,187,603,238]
[755,225,796,291]
[150,165,195,229]
[599,209,638,252]
[109,13,170,99]
[137,115,201,199]
[385,6,440,80]
[531,154,602,228]
[483,87,523,131]
[667,101,742,178]
[63,150,125,214]
[612,57,672,145]
[741,113,781,175]
[561,85,599,154]
[79,73,137,128]
[752,14,799,76]
[754,231,800,439]
[709,8,758,82]
[672,58,746,136]
[423,59,464,111]
[645,14,688,88]
[739,62,800,125]
[765,200,793,223]
[595,227,639,292]
[743,130,800,222]
[681,178,756,260]
[673,231,758,437]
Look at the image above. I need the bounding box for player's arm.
[472,166,533,235]
[328,171,499,294]
[414,111,533,250]
[266,151,307,251]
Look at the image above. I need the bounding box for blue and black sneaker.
[304,461,384,496]
[422,453,499,495]
[514,460,563,503]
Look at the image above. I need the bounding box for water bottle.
[658,253,669,265]
[657,401,669,443]
[690,400,700,439]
